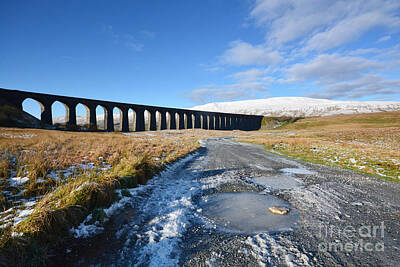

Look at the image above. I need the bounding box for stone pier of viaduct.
[0,88,263,132]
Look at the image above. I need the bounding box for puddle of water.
[250,164,274,172]
[199,192,300,233]
[280,168,316,175]
[252,175,303,191]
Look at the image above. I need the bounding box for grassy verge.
[0,128,200,266]
[239,111,400,183]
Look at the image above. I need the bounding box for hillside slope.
[191,97,400,117]
[0,105,43,128]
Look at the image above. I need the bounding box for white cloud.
[104,25,144,52]
[347,48,382,56]
[228,68,277,85]
[198,1,400,104]
[228,68,266,81]
[377,35,391,42]
[219,40,281,66]
[308,74,400,99]
[187,82,268,104]
[286,54,383,83]
[188,88,250,104]
[305,11,399,51]
[251,0,343,45]
[140,30,156,38]
[250,0,400,50]
[206,66,224,72]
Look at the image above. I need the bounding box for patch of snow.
[24,201,37,207]
[70,215,104,239]
[0,213,13,222]
[47,170,61,181]
[0,133,37,139]
[36,178,46,183]
[71,152,200,243]
[116,152,201,266]
[349,158,357,164]
[9,177,30,187]
[70,188,141,239]
[245,233,310,266]
[13,208,34,226]
[72,181,98,193]
[74,162,95,170]
[17,209,34,217]
[102,163,112,169]
[199,139,206,147]
[11,232,24,237]
[0,208,13,215]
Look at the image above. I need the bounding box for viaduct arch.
[0,88,263,132]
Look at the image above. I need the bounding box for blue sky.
[1,0,400,117]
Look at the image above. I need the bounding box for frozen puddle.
[280,167,316,175]
[252,175,303,191]
[200,192,300,233]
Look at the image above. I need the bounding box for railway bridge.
[0,88,263,132]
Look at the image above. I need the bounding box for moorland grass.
[239,111,400,183]
[0,128,200,266]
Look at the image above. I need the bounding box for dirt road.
[63,138,400,266]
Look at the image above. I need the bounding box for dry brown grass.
[0,127,205,265]
[282,110,400,130]
[0,127,251,265]
[239,111,400,182]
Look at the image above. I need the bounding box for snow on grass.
[9,177,30,187]
[70,213,104,238]
[0,208,13,215]
[72,181,98,193]
[13,208,34,226]
[349,158,357,164]
[70,187,145,238]
[24,201,37,207]
[0,133,37,139]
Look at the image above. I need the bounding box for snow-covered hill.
[191,97,400,117]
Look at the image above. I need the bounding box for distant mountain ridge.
[191,97,400,117]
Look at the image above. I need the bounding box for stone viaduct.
[0,88,263,131]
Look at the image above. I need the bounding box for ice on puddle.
[280,168,316,175]
[199,192,299,233]
[252,175,303,191]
